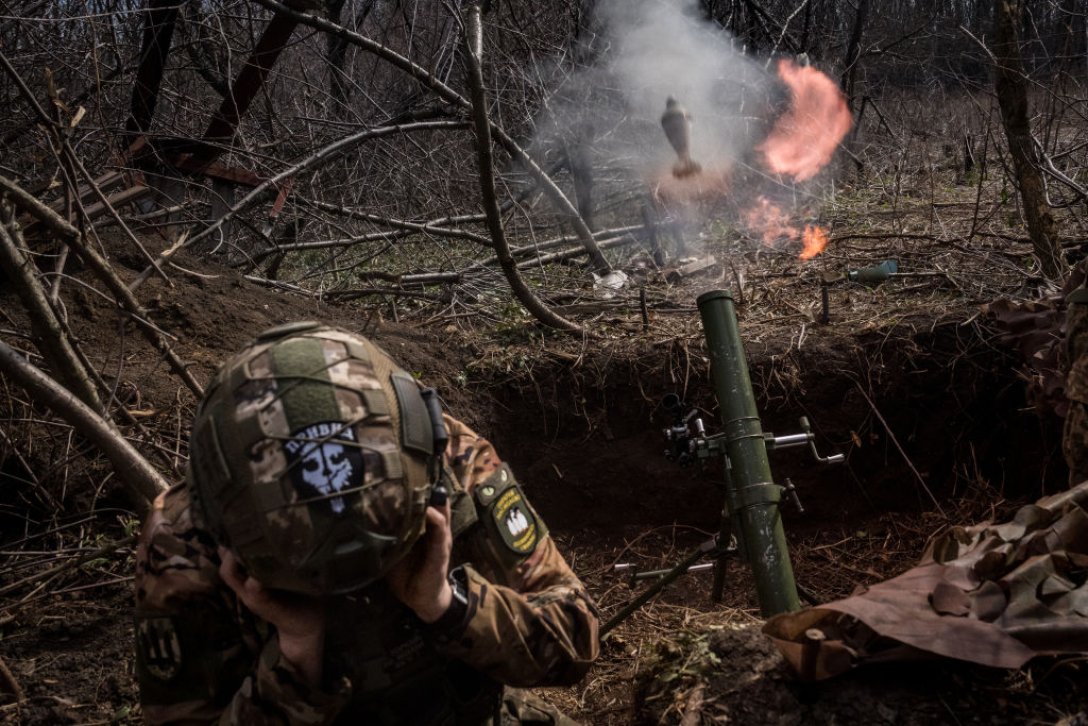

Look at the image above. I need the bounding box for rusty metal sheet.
[116,2,302,226]
[126,0,181,136]
[194,11,299,165]
[167,154,265,187]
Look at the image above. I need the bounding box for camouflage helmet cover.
[188,322,435,595]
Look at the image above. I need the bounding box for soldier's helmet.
[188,322,438,595]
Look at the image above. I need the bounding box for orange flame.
[758,60,853,182]
[800,225,829,260]
[742,196,831,260]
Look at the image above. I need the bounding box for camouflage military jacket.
[135,416,599,724]
[1067,290,1088,404]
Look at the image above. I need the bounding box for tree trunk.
[840,0,870,109]
[994,0,1063,278]
[326,0,352,111]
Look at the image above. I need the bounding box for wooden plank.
[77,185,150,222]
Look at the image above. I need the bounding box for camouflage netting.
[764,480,1088,679]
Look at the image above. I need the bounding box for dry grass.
[544,476,1027,724]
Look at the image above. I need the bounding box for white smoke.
[598,0,769,173]
[533,0,776,185]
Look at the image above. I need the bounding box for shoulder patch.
[474,464,545,557]
[136,615,183,682]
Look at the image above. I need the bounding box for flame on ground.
[758,59,853,182]
[743,196,831,260]
[800,225,829,260]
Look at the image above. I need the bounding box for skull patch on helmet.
[285,422,364,515]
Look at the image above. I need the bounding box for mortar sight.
[661,394,703,466]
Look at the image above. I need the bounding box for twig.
[177,120,468,255]
[250,0,610,272]
[128,230,189,292]
[0,534,137,601]
[957,24,997,64]
[853,381,946,518]
[0,49,166,281]
[0,654,23,705]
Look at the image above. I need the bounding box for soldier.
[1065,286,1088,485]
[134,322,599,724]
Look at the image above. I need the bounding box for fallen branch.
[516,233,641,269]
[249,228,417,261]
[498,223,646,264]
[0,202,103,413]
[301,200,492,246]
[0,173,204,397]
[0,341,167,510]
[243,275,442,302]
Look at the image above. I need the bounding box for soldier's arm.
[135,486,350,725]
[432,416,600,687]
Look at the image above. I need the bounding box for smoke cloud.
[531,0,849,258]
[598,0,769,174]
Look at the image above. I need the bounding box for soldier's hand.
[385,500,453,623]
[218,547,325,687]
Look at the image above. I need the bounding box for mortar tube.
[696,290,801,617]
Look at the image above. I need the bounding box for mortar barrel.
[696,289,801,616]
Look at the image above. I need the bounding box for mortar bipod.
[613,535,738,584]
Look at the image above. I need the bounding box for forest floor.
[1,174,1087,724]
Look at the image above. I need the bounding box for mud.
[489,319,1066,535]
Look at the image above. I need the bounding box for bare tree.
[994,0,1063,278]
[841,0,870,109]
[462,3,583,334]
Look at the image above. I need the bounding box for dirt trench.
[0,263,1074,724]
[474,317,1078,725]
[486,317,1065,541]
